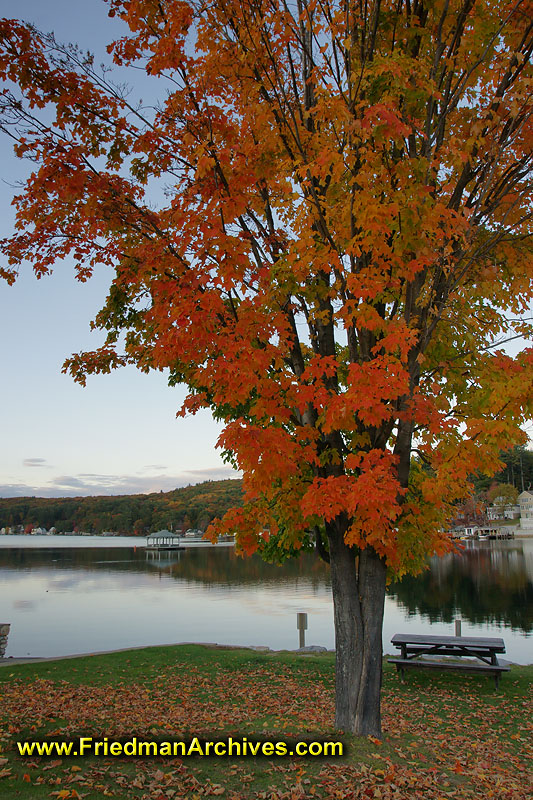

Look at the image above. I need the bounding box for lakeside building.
[486,502,520,521]
[518,490,533,534]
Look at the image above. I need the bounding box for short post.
[297,612,308,649]
[0,624,10,658]
[455,618,462,637]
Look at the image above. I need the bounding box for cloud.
[0,467,241,498]
[23,458,50,468]
[51,476,88,488]
[181,467,244,481]
[0,483,45,498]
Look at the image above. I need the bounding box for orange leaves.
[299,451,404,562]
[217,420,318,488]
[371,322,417,361]
[109,0,194,74]
[322,357,409,432]
[2,2,533,589]
[300,355,338,383]
[300,475,353,523]
[362,103,412,141]
[1,649,530,800]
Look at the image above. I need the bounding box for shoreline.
[1,641,530,667]
[0,642,326,667]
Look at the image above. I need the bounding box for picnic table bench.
[388,633,510,688]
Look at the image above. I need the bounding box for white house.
[518,490,533,532]
[487,503,520,521]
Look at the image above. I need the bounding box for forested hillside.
[0,480,243,535]
[2,445,531,536]
[472,446,533,495]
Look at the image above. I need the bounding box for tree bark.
[354,547,388,735]
[328,530,387,737]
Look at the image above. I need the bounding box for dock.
[145,530,184,551]
[451,527,515,541]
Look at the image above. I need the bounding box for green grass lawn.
[0,645,531,799]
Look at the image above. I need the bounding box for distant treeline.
[472,445,533,495]
[0,479,243,535]
[1,445,531,536]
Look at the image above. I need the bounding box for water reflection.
[0,545,331,588]
[0,538,531,661]
[388,541,533,633]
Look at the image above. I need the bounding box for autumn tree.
[486,482,519,509]
[1,1,532,736]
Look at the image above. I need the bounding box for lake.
[0,535,531,663]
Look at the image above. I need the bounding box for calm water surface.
[0,535,531,663]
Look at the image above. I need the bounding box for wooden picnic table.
[388,633,510,688]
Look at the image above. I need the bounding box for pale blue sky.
[0,0,236,497]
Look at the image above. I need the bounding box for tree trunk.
[328,531,388,737]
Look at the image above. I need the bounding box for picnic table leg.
[394,663,405,682]
[491,652,501,689]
